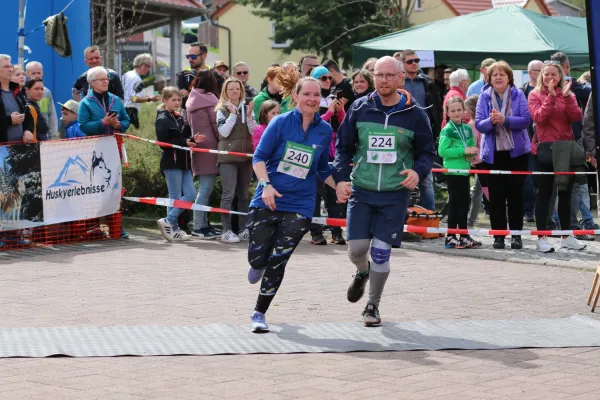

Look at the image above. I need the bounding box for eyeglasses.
[186,53,205,60]
[93,78,110,82]
[373,73,398,81]
[404,58,420,65]
[236,71,249,76]
[319,76,333,82]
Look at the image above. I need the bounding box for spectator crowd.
[0,41,597,253]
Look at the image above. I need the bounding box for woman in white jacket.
[215,78,257,243]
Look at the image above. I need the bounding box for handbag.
[533,130,554,166]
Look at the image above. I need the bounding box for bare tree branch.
[319,22,390,50]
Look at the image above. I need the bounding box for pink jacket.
[321,107,346,159]
[253,124,267,151]
[185,88,219,176]
[467,119,482,165]
[528,87,583,155]
[442,86,468,129]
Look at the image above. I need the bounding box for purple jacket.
[475,84,532,164]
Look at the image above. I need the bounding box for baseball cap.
[213,61,229,71]
[58,99,79,114]
[311,66,330,80]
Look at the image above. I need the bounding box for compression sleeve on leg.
[347,239,370,273]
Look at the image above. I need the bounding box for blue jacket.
[333,90,435,191]
[78,92,130,135]
[250,108,333,218]
[475,84,531,164]
[64,120,86,139]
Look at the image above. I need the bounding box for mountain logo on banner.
[48,155,89,188]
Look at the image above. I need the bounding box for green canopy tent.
[353,6,589,69]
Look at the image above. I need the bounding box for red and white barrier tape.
[431,168,595,175]
[120,133,594,176]
[124,197,600,237]
[116,133,253,158]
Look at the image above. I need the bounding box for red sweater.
[528,87,582,155]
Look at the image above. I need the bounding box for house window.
[414,0,423,11]
[271,22,290,49]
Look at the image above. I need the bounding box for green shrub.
[121,104,256,219]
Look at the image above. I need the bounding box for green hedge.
[121,104,255,220]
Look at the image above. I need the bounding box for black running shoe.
[460,235,482,249]
[362,303,381,327]
[493,237,505,249]
[347,264,370,303]
[511,236,523,249]
[311,233,327,245]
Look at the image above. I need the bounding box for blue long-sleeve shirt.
[250,108,333,218]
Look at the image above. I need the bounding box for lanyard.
[89,93,115,115]
[449,121,468,147]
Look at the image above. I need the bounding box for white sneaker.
[536,237,555,253]
[560,235,586,250]
[171,230,192,242]
[157,218,174,242]
[221,230,240,243]
[239,229,250,241]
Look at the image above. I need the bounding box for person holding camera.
[308,66,347,245]
[122,53,161,129]
[79,66,130,136]
[0,55,34,144]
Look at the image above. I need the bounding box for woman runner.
[246,77,346,333]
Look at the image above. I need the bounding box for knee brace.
[370,239,391,273]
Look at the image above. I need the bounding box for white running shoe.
[157,218,174,242]
[251,311,269,333]
[221,230,240,243]
[560,235,586,250]
[171,230,192,242]
[536,237,555,253]
[239,228,250,241]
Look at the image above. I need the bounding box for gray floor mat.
[2,315,600,357]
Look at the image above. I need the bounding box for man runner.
[333,56,435,326]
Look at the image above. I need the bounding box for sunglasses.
[236,71,249,76]
[186,53,205,60]
[319,76,333,82]
[544,60,561,65]
[404,58,420,65]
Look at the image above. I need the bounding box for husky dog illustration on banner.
[1,178,26,227]
[90,151,111,187]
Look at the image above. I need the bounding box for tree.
[236,0,417,68]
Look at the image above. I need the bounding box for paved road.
[1,230,600,399]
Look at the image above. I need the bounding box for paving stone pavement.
[1,229,600,399]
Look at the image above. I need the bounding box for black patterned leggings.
[247,208,310,314]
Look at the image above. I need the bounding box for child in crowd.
[155,87,204,242]
[253,100,280,150]
[58,100,86,139]
[438,96,482,249]
[464,95,489,227]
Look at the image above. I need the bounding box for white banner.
[40,136,122,224]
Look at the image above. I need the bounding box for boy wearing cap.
[58,100,85,139]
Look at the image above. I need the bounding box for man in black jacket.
[72,46,124,101]
[0,55,34,144]
[399,49,442,211]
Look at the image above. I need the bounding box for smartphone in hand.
[336,90,344,100]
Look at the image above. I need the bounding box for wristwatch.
[259,179,271,188]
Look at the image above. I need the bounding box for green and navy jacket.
[438,121,476,176]
[332,90,435,192]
